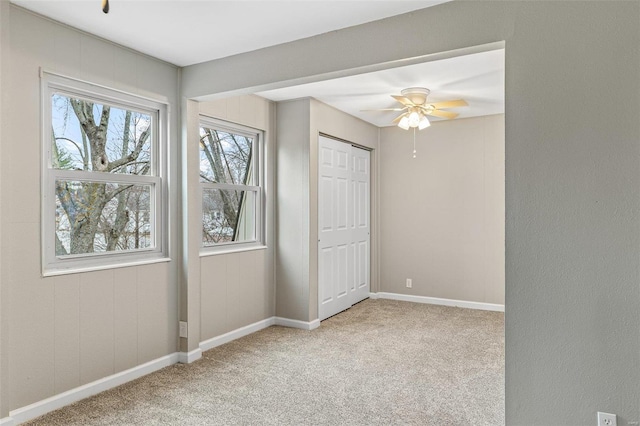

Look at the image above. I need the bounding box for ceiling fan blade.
[391,95,414,106]
[391,113,406,124]
[360,108,406,112]
[428,110,459,119]
[428,99,468,109]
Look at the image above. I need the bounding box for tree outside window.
[43,73,167,274]
[199,119,262,248]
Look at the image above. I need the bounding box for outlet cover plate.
[598,412,617,426]
[179,321,188,338]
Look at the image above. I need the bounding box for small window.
[42,73,168,274]
[199,118,263,251]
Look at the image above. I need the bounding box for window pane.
[51,93,152,175]
[202,189,256,246]
[55,180,152,255]
[199,127,254,185]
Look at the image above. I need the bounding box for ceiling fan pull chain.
[413,127,417,159]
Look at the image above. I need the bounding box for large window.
[199,118,263,251]
[42,73,168,274]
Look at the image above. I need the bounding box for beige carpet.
[26,299,504,425]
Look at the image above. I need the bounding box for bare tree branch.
[107,126,150,172]
[54,137,86,165]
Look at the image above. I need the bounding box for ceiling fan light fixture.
[418,115,431,130]
[408,111,421,128]
[398,116,410,130]
[378,87,467,131]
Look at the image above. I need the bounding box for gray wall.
[504,3,638,424]
[0,6,180,415]
[380,115,505,305]
[275,99,311,321]
[0,0,6,418]
[183,2,640,424]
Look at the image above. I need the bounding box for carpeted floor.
[25,299,505,425]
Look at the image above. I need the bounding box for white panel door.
[318,136,353,320]
[318,136,370,321]
[351,146,370,306]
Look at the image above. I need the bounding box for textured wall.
[0,0,6,418]
[379,115,505,305]
[0,6,180,415]
[504,3,639,424]
[183,2,640,424]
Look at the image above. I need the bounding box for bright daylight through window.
[199,118,263,251]
[42,73,168,274]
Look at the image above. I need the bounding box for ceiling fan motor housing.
[401,87,430,105]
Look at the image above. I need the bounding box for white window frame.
[199,116,264,254]
[41,71,169,276]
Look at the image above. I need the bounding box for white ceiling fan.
[366,87,468,130]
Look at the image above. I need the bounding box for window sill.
[43,255,172,277]
[200,244,268,257]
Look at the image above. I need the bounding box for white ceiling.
[10,0,504,126]
[257,48,505,127]
[12,0,448,67]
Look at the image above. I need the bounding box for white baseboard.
[372,292,505,312]
[368,292,380,299]
[177,348,202,364]
[199,317,276,352]
[8,353,179,425]
[4,315,326,424]
[274,317,321,330]
[199,316,320,354]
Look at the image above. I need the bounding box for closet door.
[351,146,370,306]
[318,136,370,321]
[318,136,353,321]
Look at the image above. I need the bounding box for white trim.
[368,292,380,300]
[199,244,267,258]
[8,353,179,425]
[372,292,505,312]
[201,182,260,192]
[40,68,171,106]
[3,317,327,424]
[177,348,202,364]
[199,317,276,352]
[42,255,171,277]
[274,317,321,331]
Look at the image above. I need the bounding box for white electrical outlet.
[598,412,617,426]
[179,321,188,338]
[406,278,412,288]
